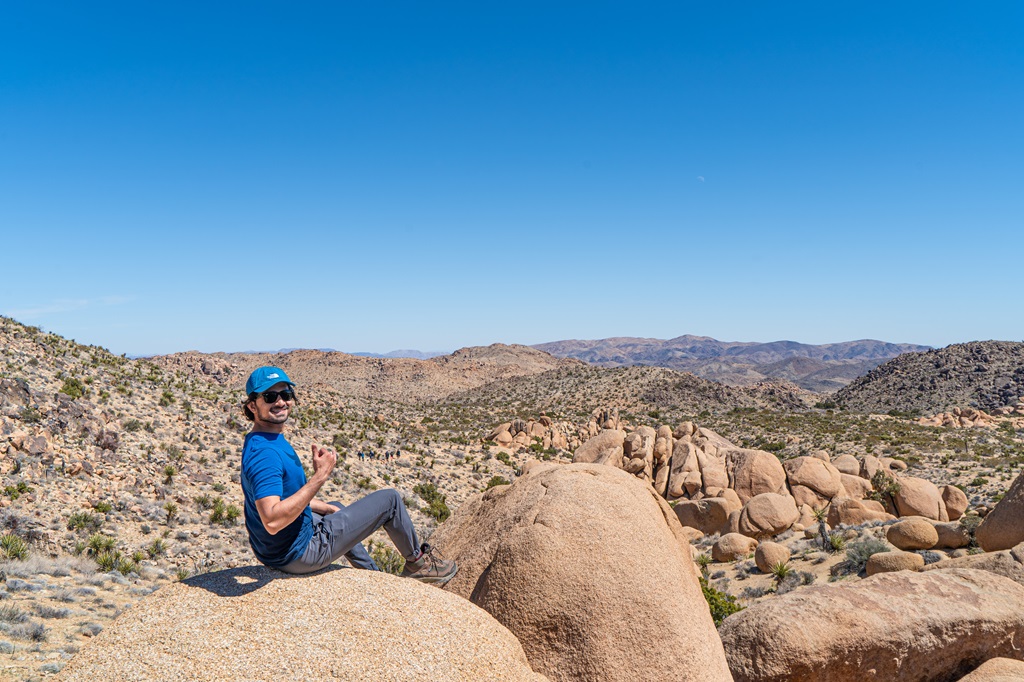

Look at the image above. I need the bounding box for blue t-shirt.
[240,432,313,567]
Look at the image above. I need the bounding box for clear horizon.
[3,3,1022,355]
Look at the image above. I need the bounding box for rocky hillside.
[533,336,929,392]
[836,341,1024,415]
[153,343,577,403]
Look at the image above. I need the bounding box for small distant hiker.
[238,366,457,584]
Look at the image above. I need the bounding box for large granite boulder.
[923,541,1024,587]
[957,657,1024,681]
[719,568,1024,682]
[737,493,799,538]
[572,429,626,469]
[894,476,949,521]
[977,473,1024,551]
[56,566,547,682]
[430,463,732,682]
[725,449,788,504]
[783,456,843,508]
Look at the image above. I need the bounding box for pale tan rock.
[57,567,548,682]
[796,504,816,529]
[674,498,733,536]
[860,455,882,481]
[712,533,758,562]
[720,568,1024,682]
[957,657,1024,681]
[693,427,737,457]
[886,517,939,550]
[827,497,896,526]
[784,456,843,508]
[839,473,873,500]
[738,493,799,537]
[831,454,860,476]
[571,429,625,469]
[977,472,1024,551]
[431,463,732,682]
[933,521,971,549]
[679,526,704,543]
[696,450,729,492]
[494,430,514,446]
[894,476,949,521]
[861,499,886,513]
[941,484,969,521]
[754,541,791,573]
[713,487,742,510]
[866,550,925,576]
[673,421,696,439]
[809,449,830,461]
[667,440,702,500]
[923,542,1024,587]
[882,457,908,472]
[725,448,787,504]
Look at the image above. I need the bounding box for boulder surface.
[430,463,732,682]
[977,472,1024,551]
[719,568,1024,682]
[57,566,547,682]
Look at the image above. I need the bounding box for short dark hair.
[243,393,257,422]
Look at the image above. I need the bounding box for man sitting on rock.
[239,366,457,584]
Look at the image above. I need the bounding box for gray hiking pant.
[280,489,420,575]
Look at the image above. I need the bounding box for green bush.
[367,539,405,575]
[484,475,510,490]
[60,377,86,399]
[700,577,743,627]
[0,534,29,561]
[413,483,451,523]
[67,512,101,532]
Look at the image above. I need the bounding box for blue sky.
[2,2,1022,356]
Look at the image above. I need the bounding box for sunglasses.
[260,389,296,404]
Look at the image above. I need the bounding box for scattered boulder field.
[2,315,1024,680]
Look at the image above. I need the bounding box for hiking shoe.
[401,543,458,586]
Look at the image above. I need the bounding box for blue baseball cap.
[245,366,295,395]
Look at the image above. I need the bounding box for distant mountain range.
[530,335,932,392]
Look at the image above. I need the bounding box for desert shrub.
[366,540,405,575]
[413,483,451,523]
[2,483,31,501]
[86,534,116,556]
[838,537,891,575]
[695,553,712,577]
[768,561,793,582]
[0,535,28,561]
[959,514,983,547]
[34,605,70,619]
[60,377,85,399]
[484,475,510,490]
[67,512,102,532]
[93,501,112,514]
[8,621,47,642]
[355,476,376,491]
[147,538,167,558]
[0,604,27,624]
[700,577,743,627]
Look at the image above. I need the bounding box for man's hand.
[311,443,338,481]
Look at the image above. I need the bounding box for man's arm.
[255,443,337,535]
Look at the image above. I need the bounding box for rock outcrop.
[923,542,1024,588]
[977,472,1024,551]
[957,657,1024,681]
[719,568,1024,682]
[430,463,732,682]
[57,566,548,681]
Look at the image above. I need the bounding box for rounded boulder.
[886,518,939,550]
[865,550,925,576]
[976,472,1024,551]
[430,463,732,682]
[713,533,759,562]
[754,541,791,573]
[941,484,969,521]
[56,567,548,682]
[894,476,948,521]
[738,493,800,537]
